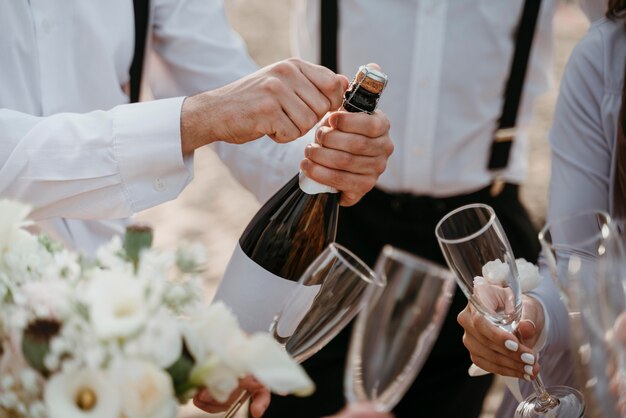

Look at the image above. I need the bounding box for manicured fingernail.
[524,374,532,382]
[521,353,535,365]
[305,144,312,157]
[524,365,534,375]
[505,340,519,352]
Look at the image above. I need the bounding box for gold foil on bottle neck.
[353,66,388,95]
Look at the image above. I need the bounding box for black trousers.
[264,184,540,418]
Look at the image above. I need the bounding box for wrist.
[181,94,216,155]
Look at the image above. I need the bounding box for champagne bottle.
[214,65,388,332]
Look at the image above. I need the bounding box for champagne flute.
[344,245,456,411]
[435,203,585,418]
[539,211,620,417]
[545,212,626,417]
[600,227,626,418]
[224,243,385,418]
[538,210,613,312]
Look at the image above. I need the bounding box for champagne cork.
[353,65,387,95]
[343,64,388,114]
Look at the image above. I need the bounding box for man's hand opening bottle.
[214,65,388,332]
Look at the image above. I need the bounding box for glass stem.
[223,390,251,418]
[529,372,560,412]
[514,326,560,412]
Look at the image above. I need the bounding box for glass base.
[515,386,585,418]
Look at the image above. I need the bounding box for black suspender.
[320,0,339,72]
[129,0,150,103]
[488,0,544,194]
[319,0,544,195]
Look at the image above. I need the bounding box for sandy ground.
[135,1,590,417]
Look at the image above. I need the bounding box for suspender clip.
[490,176,506,197]
[494,127,517,143]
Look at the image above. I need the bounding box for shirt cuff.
[111,97,194,213]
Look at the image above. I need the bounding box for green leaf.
[21,319,61,377]
[22,335,51,377]
[166,347,195,397]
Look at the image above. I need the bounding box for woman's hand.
[193,376,270,418]
[324,402,394,418]
[457,295,545,380]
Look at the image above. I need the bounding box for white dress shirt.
[0,0,307,254]
[291,0,555,197]
[496,16,625,418]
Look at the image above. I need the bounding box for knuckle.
[262,77,285,95]
[385,139,395,156]
[374,158,387,174]
[381,115,391,133]
[370,117,385,134]
[457,311,467,326]
[258,97,279,115]
[321,75,342,93]
[272,60,296,77]
[286,57,303,66]
[342,192,358,207]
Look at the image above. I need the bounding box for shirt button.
[41,19,54,34]
[153,178,166,192]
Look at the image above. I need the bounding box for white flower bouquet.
[0,200,313,418]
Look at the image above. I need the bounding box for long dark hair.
[608,0,626,18]
[610,0,626,217]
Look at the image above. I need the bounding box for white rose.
[480,258,541,293]
[134,310,182,368]
[183,302,248,373]
[241,334,314,396]
[86,270,148,339]
[516,258,541,293]
[481,259,509,285]
[190,356,240,403]
[44,368,121,418]
[111,359,178,418]
[3,232,54,284]
[185,303,314,399]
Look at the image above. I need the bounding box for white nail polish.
[505,339,519,352]
[524,374,532,382]
[524,365,534,375]
[521,353,535,365]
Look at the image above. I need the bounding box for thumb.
[517,319,538,343]
[517,296,545,348]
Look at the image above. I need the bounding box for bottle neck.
[298,172,338,195]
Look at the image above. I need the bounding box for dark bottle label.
[343,88,380,113]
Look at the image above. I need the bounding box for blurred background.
[135,1,590,416]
